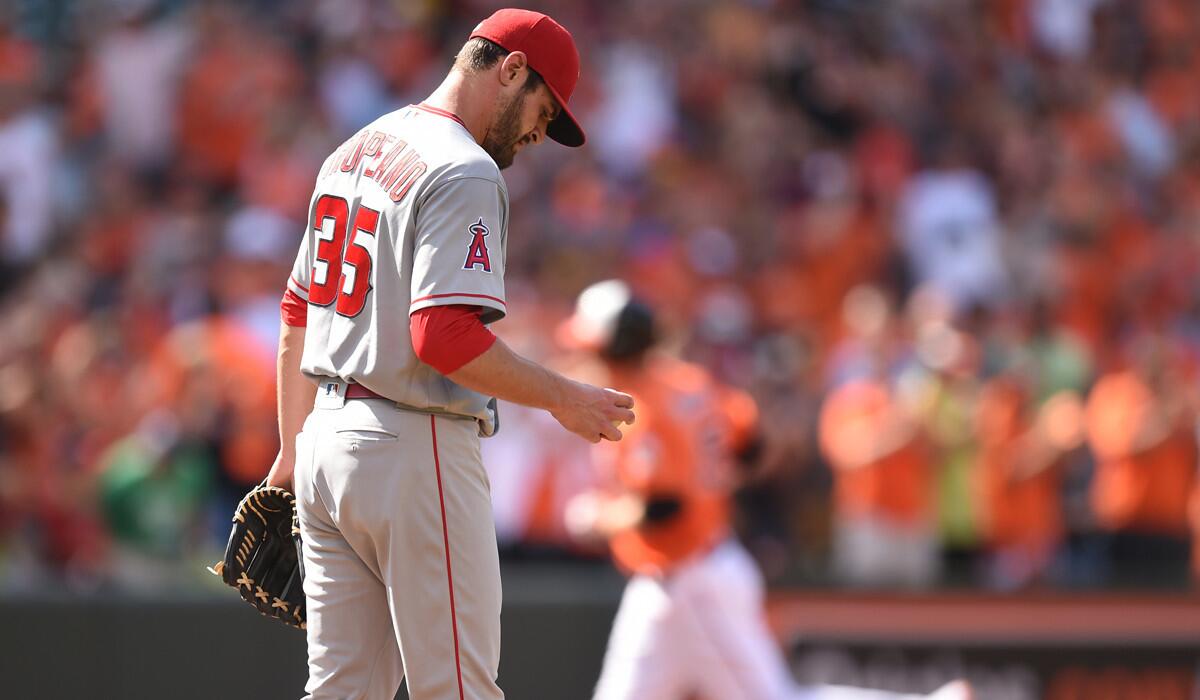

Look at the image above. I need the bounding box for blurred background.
[1,0,1199,698]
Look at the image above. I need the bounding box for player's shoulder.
[425,155,504,190]
[414,155,507,213]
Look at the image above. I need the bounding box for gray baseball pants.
[294,383,505,700]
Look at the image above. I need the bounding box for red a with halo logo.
[463,218,492,272]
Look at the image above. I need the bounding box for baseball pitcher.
[261,10,634,700]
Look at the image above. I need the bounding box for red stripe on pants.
[430,416,466,700]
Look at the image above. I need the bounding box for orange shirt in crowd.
[145,318,277,485]
[596,357,756,576]
[973,379,1062,549]
[176,32,298,185]
[754,203,890,355]
[819,379,929,525]
[1086,371,1195,535]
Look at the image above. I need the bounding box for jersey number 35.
[309,194,380,318]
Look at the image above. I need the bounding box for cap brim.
[544,82,585,147]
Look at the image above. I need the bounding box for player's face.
[483,82,561,170]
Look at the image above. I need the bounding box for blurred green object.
[1030,332,1093,401]
[98,417,214,559]
[926,380,980,551]
[901,363,981,551]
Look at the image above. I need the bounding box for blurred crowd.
[2,0,1200,593]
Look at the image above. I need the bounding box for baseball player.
[561,280,971,700]
[264,10,635,700]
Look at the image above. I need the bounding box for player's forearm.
[446,336,574,412]
[277,321,317,465]
[447,335,635,443]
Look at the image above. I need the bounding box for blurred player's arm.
[565,491,644,541]
[565,490,683,541]
[267,320,317,489]
[718,385,769,484]
[566,432,684,540]
[412,305,635,442]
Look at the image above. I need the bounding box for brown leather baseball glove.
[209,484,306,630]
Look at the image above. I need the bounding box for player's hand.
[551,381,635,443]
[265,451,295,491]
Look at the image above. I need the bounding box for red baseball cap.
[470,8,586,147]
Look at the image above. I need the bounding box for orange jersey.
[595,357,756,576]
[1086,371,1196,534]
[974,379,1063,548]
[818,379,929,525]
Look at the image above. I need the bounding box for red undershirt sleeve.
[410,304,498,375]
[280,288,308,327]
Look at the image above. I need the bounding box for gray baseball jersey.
[287,104,508,433]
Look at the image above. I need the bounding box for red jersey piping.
[414,103,469,130]
[410,292,507,308]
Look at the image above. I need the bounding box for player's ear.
[497,51,528,88]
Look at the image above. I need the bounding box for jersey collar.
[413,103,469,131]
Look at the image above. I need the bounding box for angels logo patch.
[463,218,492,272]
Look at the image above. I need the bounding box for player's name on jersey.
[324,128,428,204]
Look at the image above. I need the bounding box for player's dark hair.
[455,37,544,92]
[601,301,657,362]
[641,494,684,525]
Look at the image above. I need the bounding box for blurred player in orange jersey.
[562,280,971,700]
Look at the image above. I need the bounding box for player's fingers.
[606,389,635,409]
[612,408,635,425]
[599,422,623,442]
[573,425,602,443]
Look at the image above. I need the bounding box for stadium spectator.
[84,0,191,172]
[1084,334,1197,587]
[0,30,56,273]
[818,357,938,588]
[973,372,1084,590]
